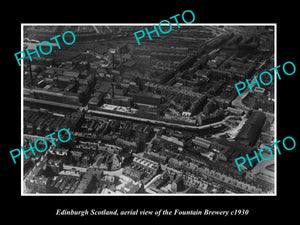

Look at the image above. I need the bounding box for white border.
[21,23,277,196]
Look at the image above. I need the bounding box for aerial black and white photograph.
[21,24,275,195]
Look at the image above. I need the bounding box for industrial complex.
[22,25,275,194]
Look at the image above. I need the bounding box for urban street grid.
[22,25,275,195]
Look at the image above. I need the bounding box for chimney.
[112,52,115,69]
[110,49,116,69]
[28,60,33,86]
[111,82,114,99]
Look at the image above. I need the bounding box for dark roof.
[236,111,266,146]
[217,138,253,155]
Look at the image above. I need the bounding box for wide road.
[88,108,225,131]
[23,96,228,131]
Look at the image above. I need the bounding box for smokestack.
[112,53,115,69]
[28,60,33,86]
[111,83,114,99]
[55,74,59,87]
[109,49,116,69]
